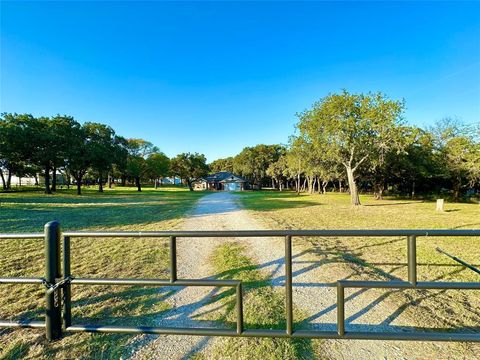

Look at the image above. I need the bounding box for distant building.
[8,175,37,186]
[193,172,248,191]
[161,177,182,185]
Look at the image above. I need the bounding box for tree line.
[210,91,480,205]
[2,91,479,203]
[0,114,209,194]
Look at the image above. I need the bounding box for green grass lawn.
[0,186,204,360]
[237,191,480,345]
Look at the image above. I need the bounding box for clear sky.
[1,1,479,162]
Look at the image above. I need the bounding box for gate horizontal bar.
[62,229,480,238]
[0,233,43,240]
[0,320,45,329]
[295,330,480,342]
[67,324,239,336]
[338,280,480,290]
[0,277,44,284]
[70,278,240,287]
[64,324,480,342]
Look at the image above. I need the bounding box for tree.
[296,90,405,205]
[266,156,288,191]
[0,114,35,190]
[430,118,480,200]
[49,115,82,192]
[64,124,90,195]
[386,128,438,198]
[233,144,285,187]
[170,153,209,191]
[210,157,234,173]
[284,136,309,194]
[125,139,158,191]
[146,152,170,188]
[83,123,117,192]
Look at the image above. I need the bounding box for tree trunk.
[411,180,415,199]
[76,179,82,195]
[373,182,383,200]
[98,172,103,192]
[44,164,52,194]
[296,174,300,194]
[73,173,83,195]
[322,181,328,194]
[34,173,39,186]
[0,169,5,190]
[301,178,307,192]
[345,165,361,206]
[107,174,112,189]
[6,169,12,190]
[51,166,57,192]
[154,179,158,189]
[187,178,193,191]
[306,176,313,194]
[121,175,126,186]
[339,180,343,193]
[453,176,461,201]
[135,176,141,191]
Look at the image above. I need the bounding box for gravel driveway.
[132,192,477,360]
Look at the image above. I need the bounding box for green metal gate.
[1,221,479,342]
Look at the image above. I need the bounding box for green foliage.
[209,156,234,172]
[295,90,406,204]
[233,144,286,185]
[170,152,209,190]
[146,152,170,183]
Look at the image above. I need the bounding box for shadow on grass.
[0,190,320,233]
[0,189,206,232]
[235,191,320,212]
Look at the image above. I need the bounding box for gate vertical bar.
[408,235,417,286]
[45,221,62,340]
[285,235,293,335]
[63,236,72,328]
[170,236,177,282]
[337,283,345,336]
[236,283,244,334]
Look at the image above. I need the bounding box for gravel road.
[132,192,478,360]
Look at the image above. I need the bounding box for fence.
[1,221,479,342]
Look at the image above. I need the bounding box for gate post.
[45,221,62,340]
[407,235,417,286]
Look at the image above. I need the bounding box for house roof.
[205,172,247,183]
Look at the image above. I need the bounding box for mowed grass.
[0,186,205,360]
[237,191,480,337]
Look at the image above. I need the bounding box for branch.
[352,154,369,172]
[349,145,355,165]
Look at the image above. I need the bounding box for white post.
[436,199,444,212]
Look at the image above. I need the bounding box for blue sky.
[1,1,479,161]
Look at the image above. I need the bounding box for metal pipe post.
[170,236,177,282]
[45,221,62,340]
[407,236,417,286]
[285,235,293,335]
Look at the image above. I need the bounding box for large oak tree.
[296,90,405,205]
